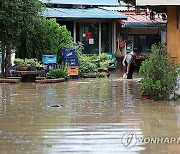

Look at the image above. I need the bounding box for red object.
[86,32,92,38]
[119,40,126,48]
[142,94,151,99]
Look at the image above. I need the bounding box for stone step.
[0,78,20,83]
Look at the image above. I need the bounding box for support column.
[99,22,101,55]
[112,21,116,53]
[73,21,76,43]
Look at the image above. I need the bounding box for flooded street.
[0,73,180,154]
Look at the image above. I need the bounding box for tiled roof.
[123,14,166,27]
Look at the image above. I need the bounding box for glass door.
[76,22,99,54]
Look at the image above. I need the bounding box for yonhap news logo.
[122,132,137,148]
[122,132,180,148]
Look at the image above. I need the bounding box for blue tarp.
[43,8,127,19]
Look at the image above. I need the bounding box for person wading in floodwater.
[122,48,138,79]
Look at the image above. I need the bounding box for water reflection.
[0,75,179,153]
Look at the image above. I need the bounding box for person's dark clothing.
[123,53,136,79]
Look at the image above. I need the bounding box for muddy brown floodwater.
[0,73,180,154]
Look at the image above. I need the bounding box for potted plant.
[97,53,111,75]
[78,57,98,78]
[99,60,110,70]
[139,77,153,99]
[96,72,108,78]
[14,58,44,71]
[46,68,69,80]
[14,58,29,71]
[24,59,36,71]
[139,43,179,100]
[36,63,44,70]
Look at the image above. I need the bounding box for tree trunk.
[1,50,5,79]
[5,48,11,78]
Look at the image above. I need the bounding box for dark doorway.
[58,21,74,37]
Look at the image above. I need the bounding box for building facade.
[120,9,166,55]
[41,0,127,54]
[136,0,180,63]
[102,4,166,56]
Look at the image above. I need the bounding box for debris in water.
[50,105,65,108]
[47,143,52,148]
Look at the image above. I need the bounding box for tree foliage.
[38,19,73,58]
[0,0,43,50]
[16,18,73,62]
[0,0,43,77]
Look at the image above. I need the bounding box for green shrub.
[139,43,179,100]
[16,18,73,61]
[72,41,84,58]
[97,53,108,62]
[98,53,110,69]
[14,58,42,68]
[14,58,29,67]
[100,60,110,69]
[79,60,98,77]
[96,72,107,78]
[46,69,69,79]
[78,52,112,77]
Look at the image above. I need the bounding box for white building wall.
[136,0,180,6]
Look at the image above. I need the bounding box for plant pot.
[83,74,96,78]
[142,94,151,99]
[36,67,44,71]
[29,66,36,71]
[98,69,110,77]
[16,66,29,71]
[98,69,110,74]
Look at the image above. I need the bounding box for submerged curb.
[35,78,65,84]
[0,78,20,83]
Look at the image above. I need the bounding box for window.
[133,34,161,52]
[101,23,112,53]
[76,22,99,54]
